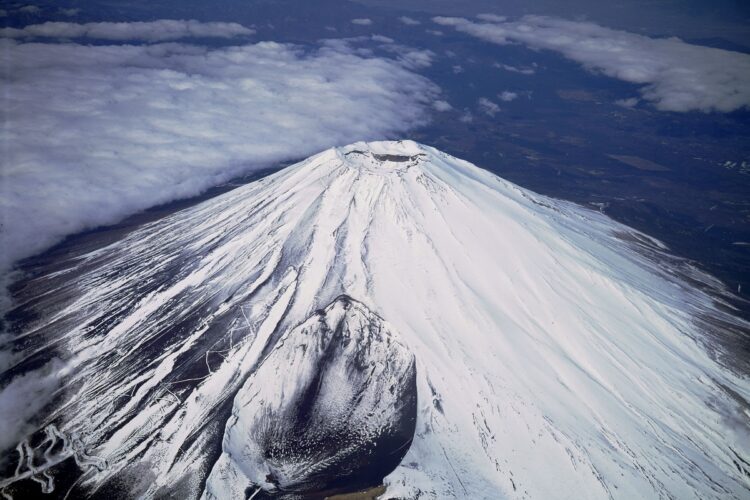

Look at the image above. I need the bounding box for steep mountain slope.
[1,141,748,499]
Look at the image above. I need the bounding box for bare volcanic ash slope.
[0,141,748,499]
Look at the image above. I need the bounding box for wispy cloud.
[0,19,254,41]
[433,100,452,111]
[0,36,439,277]
[495,62,536,75]
[478,97,500,116]
[498,91,518,102]
[351,18,373,26]
[475,14,506,23]
[17,5,40,14]
[435,15,750,112]
[615,97,639,108]
[319,35,435,69]
[381,44,435,68]
[398,16,420,26]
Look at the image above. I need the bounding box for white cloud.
[478,97,501,116]
[398,16,421,26]
[432,100,452,111]
[435,15,750,112]
[452,64,464,74]
[59,8,80,17]
[0,9,7,17]
[351,18,373,26]
[383,45,435,68]
[499,90,518,102]
[495,62,536,75]
[320,35,434,69]
[476,14,506,23]
[0,359,63,454]
[0,19,255,41]
[18,5,41,14]
[615,97,640,108]
[0,38,439,277]
[371,34,394,44]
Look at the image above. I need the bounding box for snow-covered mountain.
[1,141,748,499]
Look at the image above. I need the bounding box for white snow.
[1,141,748,499]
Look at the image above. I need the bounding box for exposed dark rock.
[220,296,417,499]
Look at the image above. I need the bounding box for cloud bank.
[0,19,254,41]
[435,15,750,112]
[0,37,439,279]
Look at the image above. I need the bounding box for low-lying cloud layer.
[0,19,255,41]
[0,35,439,279]
[435,15,750,113]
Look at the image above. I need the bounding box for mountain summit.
[1,141,748,499]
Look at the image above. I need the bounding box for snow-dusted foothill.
[204,296,416,499]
